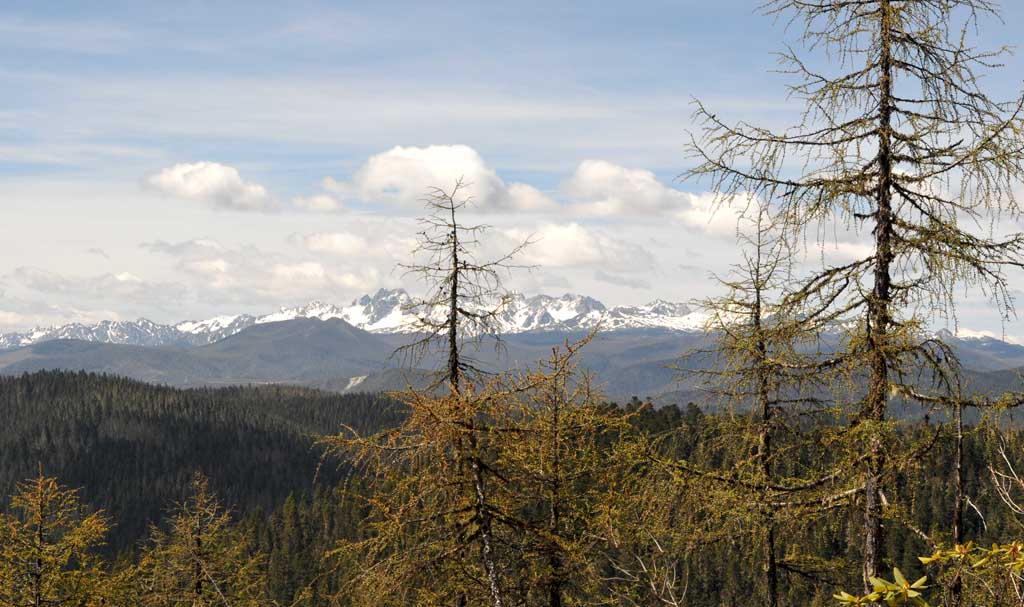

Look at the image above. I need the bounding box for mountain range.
[0,289,706,350]
[0,289,1020,403]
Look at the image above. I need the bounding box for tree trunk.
[950,398,964,606]
[548,392,564,607]
[33,477,43,607]
[470,441,504,607]
[864,0,895,593]
[448,219,461,392]
[446,207,503,607]
[194,517,204,606]
[754,274,777,607]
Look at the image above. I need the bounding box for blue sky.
[2,1,1024,339]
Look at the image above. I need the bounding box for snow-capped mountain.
[0,288,707,350]
[175,314,258,343]
[0,319,186,350]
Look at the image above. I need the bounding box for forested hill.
[6,369,1024,605]
[0,370,404,550]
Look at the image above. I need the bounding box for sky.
[2,1,1024,340]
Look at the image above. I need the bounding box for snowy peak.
[175,314,254,335]
[601,300,706,332]
[0,318,185,349]
[345,288,417,332]
[257,300,348,324]
[497,293,606,333]
[0,289,706,351]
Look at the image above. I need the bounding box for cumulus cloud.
[677,191,750,238]
[183,258,229,274]
[299,224,417,263]
[561,159,746,237]
[0,304,122,332]
[272,261,326,282]
[144,238,387,305]
[142,238,225,257]
[564,160,688,216]
[498,222,654,272]
[270,262,378,292]
[323,144,557,212]
[146,161,276,211]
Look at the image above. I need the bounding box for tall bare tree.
[328,179,531,607]
[688,0,1024,592]
[399,178,531,391]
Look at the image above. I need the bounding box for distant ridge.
[0,289,707,350]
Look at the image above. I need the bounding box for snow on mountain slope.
[0,319,186,350]
[1,288,1015,354]
[0,288,726,350]
[598,300,708,331]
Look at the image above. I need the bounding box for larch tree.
[325,179,530,607]
[630,204,859,606]
[133,472,270,607]
[0,473,109,607]
[494,338,631,607]
[693,203,853,606]
[398,177,532,390]
[687,0,1024,592]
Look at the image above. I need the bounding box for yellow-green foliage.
[0,474,109,607]
[834,568,929,606]
[132,473,271,607]
[323,337,630,606]
[835,542,1024,606]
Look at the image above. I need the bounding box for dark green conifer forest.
[3,370,1024,605]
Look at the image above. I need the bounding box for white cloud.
[323,144,557,212]
[679,191,751,238]
[272,262,327,282]
[303,232,369,256]
[0,306,122,332]
[564,159,688,216]
[144,237,391,304]
[270,261,379,293]
[292,194,343,212]
[146,162,276,211]
[562,160,745,237]
[142,239,226,257]
[10,266,182,305]
[499,222,654,272]
[184,258,230,275]
[594,269,651,289]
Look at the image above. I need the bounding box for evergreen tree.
[492,338,630,607]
